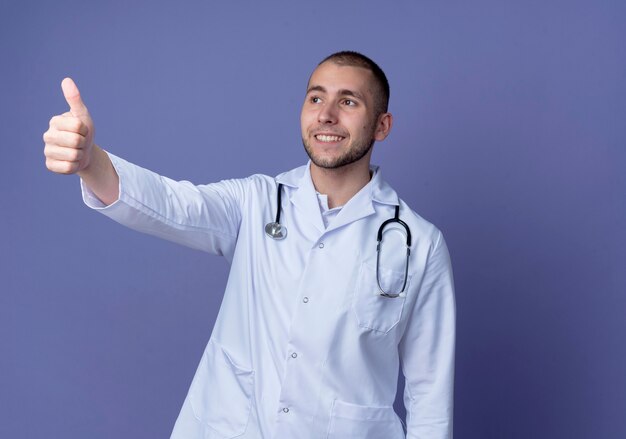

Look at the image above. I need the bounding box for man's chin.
[303,137,374,171]
[312,160,342,170]
[304,149,344,170]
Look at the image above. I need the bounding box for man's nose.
[317,103,338,124]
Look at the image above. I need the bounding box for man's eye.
[343,99,356,106]
[310,96,321,103]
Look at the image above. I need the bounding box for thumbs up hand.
[43,78,95,174]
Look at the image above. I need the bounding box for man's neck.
[309,160,372,209]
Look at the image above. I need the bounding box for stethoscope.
[265,183,411,299]
[264,183,288,240]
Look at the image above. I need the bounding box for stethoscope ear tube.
[376,205,411,298]
[376,205,412,246]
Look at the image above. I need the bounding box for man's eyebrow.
[306,85,326,94]
[306,85,365,101]
[338,89,365,101]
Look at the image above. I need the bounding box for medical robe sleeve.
[399,231,456,439]
[81,152,244,259]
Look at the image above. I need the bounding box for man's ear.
[374,112,393,141]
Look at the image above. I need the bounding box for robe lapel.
[285,164,325,234]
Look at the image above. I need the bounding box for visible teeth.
[316,135,343,142]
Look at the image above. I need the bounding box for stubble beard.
[302,132,376,170]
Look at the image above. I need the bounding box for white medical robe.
[82,153,456,439]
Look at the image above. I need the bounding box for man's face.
[301,62,384,170]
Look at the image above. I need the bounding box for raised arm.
[42,78,247,258]
[43,78,119,205]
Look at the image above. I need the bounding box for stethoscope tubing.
[376,205,411,298]
[265,182,411,298]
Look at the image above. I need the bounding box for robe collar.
[276,162,399,234]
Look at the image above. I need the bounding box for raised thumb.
[61,77,89,118]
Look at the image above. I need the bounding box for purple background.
[2,1,625,437]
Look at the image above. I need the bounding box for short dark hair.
[318,51,390,116]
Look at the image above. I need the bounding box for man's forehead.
[307,62,375,93]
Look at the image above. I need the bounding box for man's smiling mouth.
[315,134,345,143]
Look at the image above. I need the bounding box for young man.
[43,51,456,439]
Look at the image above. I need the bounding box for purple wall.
[2,1,625,437]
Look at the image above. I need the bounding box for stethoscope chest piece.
[265,182,287,240]
[265,221,287,240]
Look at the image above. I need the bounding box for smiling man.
[43,51,456,439]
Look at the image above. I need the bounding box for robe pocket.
[327,399,405,439]
[189,339,254,438]
[352,262,410,333]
